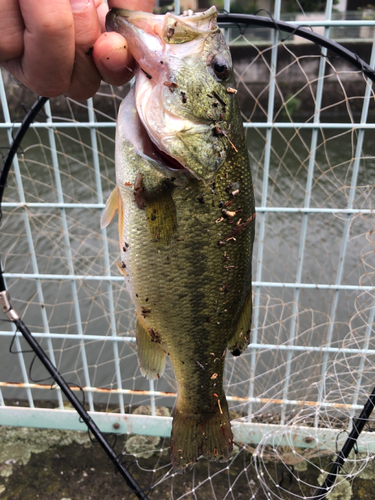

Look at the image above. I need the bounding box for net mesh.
[1,15,375,500]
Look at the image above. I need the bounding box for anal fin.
[228,287,252,356]
[136,313,166,380]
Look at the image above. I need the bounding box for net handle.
[0,97,150,500]
[313,387,375,499]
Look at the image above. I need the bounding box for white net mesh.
[1,13,375,499]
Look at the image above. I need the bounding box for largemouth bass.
[103,6,255,471]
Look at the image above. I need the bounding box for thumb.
[93,0,156,87]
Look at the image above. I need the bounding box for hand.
[0,0,155,101]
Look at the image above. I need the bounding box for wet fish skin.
[103,7,255,471]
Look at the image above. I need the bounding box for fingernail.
[69,0,90,13]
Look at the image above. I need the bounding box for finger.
[93,0,155,86]
[66,0,102,101]
[108,0,155,11]
[93,32,135,87]
[96,0,109,32]
[3,0,75,97]
[0,0,24,62]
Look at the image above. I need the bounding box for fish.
[102,6,255,471]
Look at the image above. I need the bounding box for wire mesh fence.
[1,1,375,498]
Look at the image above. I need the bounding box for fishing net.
[1,8,375,500]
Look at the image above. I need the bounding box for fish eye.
[211,56,230,80]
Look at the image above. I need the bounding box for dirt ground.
[1,425,375,500]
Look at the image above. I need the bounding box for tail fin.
[170,396,233,471]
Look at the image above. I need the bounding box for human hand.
[0,0,155,101]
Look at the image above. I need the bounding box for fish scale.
[103,6,255,471]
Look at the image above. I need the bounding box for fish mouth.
[106,7,219,38]
[134,66,215,179]
[105,8,219,79]
[109,7,226,183]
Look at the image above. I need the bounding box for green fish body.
[103,7,255,471]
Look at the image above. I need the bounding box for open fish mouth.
[133,65,223,180]
[116,86,195,179]
[105,6,220,87]
[106,7,219,43]
[106,6,230,183]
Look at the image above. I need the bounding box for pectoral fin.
[228,287,252,356]
[136,312,166,380]
[117,189,124,247]
[145,182,176,244]
[101,188,118,229]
